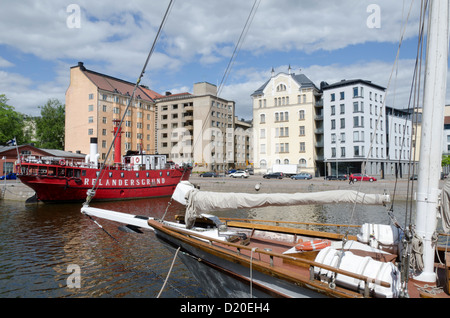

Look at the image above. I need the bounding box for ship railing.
[19,155,91,168]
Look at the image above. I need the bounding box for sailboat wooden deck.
[144,204,449,298]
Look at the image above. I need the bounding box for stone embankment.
[1,175,442,202]
[1,180,36,202]
[189,174,433,201]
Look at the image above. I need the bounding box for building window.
[276,84,287,91]
[299,142,305,153]
[88,105,94,112]
[88,129,93,135]
[299,158,306,168]
[260,159,267,169]
[299,110,305,120]
[331,93,335,102]
[299,126,305,136]
[89,93,94,100]
[340,92,345,100]
[260,114,265,123]
[260,144,266,154]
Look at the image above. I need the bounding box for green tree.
[0,94,25,145]
[442,155,450,167]
[35,99,65,149]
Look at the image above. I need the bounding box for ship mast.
[414,0,449,282]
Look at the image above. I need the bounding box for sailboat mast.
[414,0,449,283]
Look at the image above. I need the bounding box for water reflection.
[0,198,204,298]
[0,196,446,298]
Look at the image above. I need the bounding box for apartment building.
[65,62,162,161]
[155,82,242,172]
[251,68,323,175]
[322,79,414,178]
[234,117,253,171]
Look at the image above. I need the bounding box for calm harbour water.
[0,194,437,298]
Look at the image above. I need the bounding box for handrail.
[220,217,361,229]
[156,220,391,289]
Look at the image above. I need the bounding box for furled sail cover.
[174,182,390,229]
[441,177,450,233]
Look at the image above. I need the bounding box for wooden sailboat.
[81,0,450,298]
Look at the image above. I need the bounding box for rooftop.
[321,79,386,91]
[73,62,163,102]
[251,72,318,96]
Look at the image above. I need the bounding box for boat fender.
[295,239,331,252]
[60,159,66,166]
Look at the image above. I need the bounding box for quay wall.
[1,181,36,202]
[188,175,422,201]
[0,176,434,202]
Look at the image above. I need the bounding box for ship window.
[82,170,86,176]
[109,172,113,177]
[136,172,139,178]
[48,167,56,176]
[159,172,162,176]
[67,169,73,177]
[167,171,170,176]
[74,169,80,178]
[146,172,150,177]
[58,168,65,177]
[121,172,124,178]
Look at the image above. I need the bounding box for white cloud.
[0,0,445,120]
[0,57,13,68]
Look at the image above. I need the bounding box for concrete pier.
[1,180,35,202]
[0,175,435,202]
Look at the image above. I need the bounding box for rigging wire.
[343,0,416,238]
[83,0,175,207]
[217,0,261,97]
[190,0,260,171]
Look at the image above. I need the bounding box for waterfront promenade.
[1,175,439,202]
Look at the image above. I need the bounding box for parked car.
[349,173,377,182]
[199,172,218,178]
[263,172,284,179]
[0,173,16,180]
[324,174,347,181]
[291,172,312,180]
[229,171,249,178]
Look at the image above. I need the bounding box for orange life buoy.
[60,159,66,166]
[295,239,331,252]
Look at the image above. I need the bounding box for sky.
[0,0,448,120]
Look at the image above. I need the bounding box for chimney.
[89,137,99,166]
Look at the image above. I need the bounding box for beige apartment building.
[65,62,162,162]
[251,68,323,175]
[155,82,252,172]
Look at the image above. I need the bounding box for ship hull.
[18,166,191,202]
